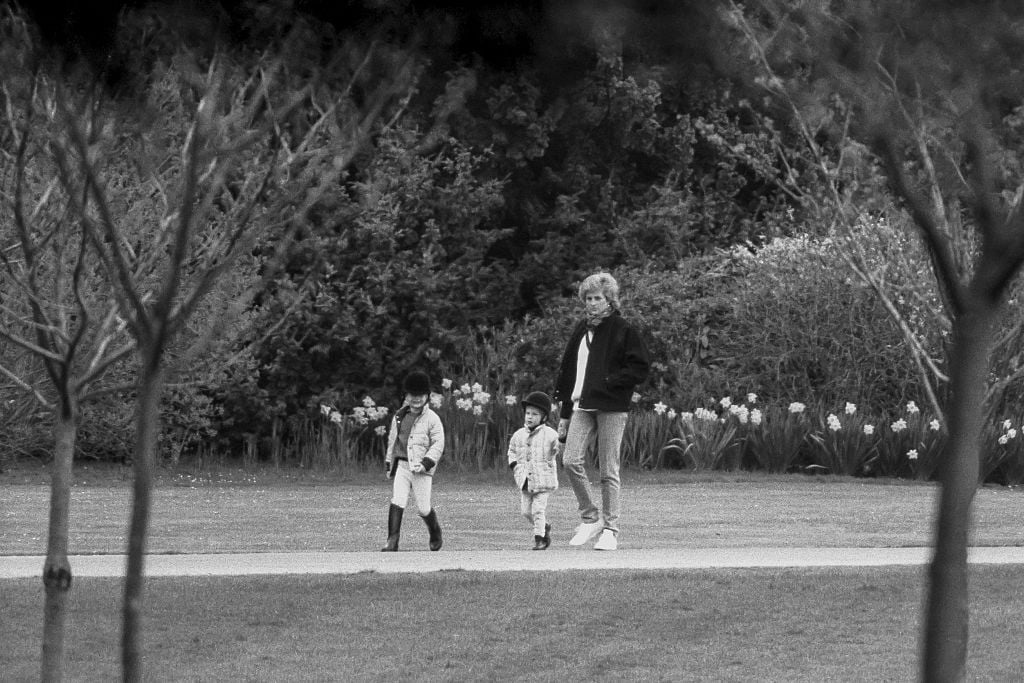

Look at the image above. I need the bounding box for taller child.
[382,370,445,552]
[553,272,650,551]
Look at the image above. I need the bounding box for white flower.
[442,378,453,390]
[429,393,443,408]
[999,435,1010,445]
[505,394,517,406]
[654,402,667,415]
[844,402,857,415]
[362,396,375,408]
[1004,419,1013,431]
[353,406,367,421]
[460,383,472,394]
[746,393,758,404]
[906,401,919,415]
[471,382,483,393]
[1009,429,1019,440]
[907,449,919,460]
[473,391,491,405]
[374,425,387,437]
[788,402,805,414]
[827,414,841,432]
[694,407,717,422]
[457,397,473,411]
[329,411,343,424]
[891,419,907,433]
[720,396,733,409]
[929,419,941,432]
[681,411,694,422]
[863,424,875,436]
[472,404,483,416]
[667,409,677,420]
[632,392,642,403]
[750,408,763,426]
[320,404,332,416]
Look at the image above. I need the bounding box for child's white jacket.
[507,424,560,493]
[385,404,445,476]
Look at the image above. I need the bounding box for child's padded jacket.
[385,404,445,476]
[507,424,560,493]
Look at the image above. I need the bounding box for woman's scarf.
[586,305,613,329]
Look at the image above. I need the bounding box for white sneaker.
[568,520,604,546]
[593,529,618,551]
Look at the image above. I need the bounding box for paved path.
[4,546,1024,578]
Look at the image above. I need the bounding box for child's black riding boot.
[381,503,403,552]
[532,523,551,550]
[423,509,443,551]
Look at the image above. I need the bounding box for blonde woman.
[553,272,650,550]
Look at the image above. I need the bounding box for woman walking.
[553,272,650,551]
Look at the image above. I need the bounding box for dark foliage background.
[8,0,1019,468]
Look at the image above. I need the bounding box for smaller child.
[507,391,560,550]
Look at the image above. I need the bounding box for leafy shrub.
[77,399,135,461]
[720,227,940,409]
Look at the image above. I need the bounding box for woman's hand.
[557,418,570,441]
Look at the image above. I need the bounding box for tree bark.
[923,292,996,682]
[40,408,78,683]
[120,360,163,683]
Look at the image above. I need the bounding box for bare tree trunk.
[923,293,996,682]
[40,407,78,683]
[120,360,163,683]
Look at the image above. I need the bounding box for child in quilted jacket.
[381,370,445,552]
[507,391,561,550]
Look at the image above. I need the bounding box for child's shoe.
[532,524,551,551]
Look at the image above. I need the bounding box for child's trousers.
[520,490,550,537]
[391,460,433,516]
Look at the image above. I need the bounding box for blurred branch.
[0,360,52,408]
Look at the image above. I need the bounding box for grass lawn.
[5,461,1024,554]
[4,461,1024,680]
[4,567,1024,681]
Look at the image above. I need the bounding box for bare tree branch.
[0,360,53,408]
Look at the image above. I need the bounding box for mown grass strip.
[4,566,1024,681]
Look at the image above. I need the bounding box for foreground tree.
[18,10,417,681]
[732,2,1024,679]
[0,12,138,681]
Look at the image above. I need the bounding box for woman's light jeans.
[562,409,628,533]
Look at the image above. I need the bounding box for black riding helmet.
[520,391,553,419]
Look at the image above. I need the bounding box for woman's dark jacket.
[553,310,651,420]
